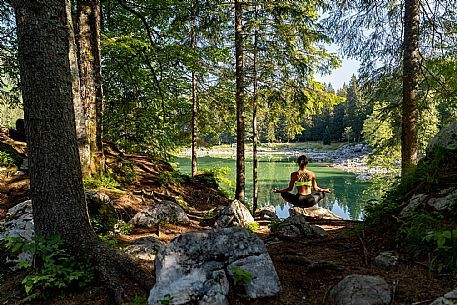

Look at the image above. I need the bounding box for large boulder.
[427,122,457,154]
[0,200,34,242]
[328,275,391,305]
[400,188,457,216]
[85,190,118,231]
[290,206,343,220]
[214,200,255,228]
[0,200,34,265]
[1,191,116,241]
[148,227,281,305]
[430,288,457,305]
[129,200,190,227]
[275,214,327,239]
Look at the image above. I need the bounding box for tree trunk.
[13,1,151,303]
[252,2,259,214]
[71,5,91,177]
[77,0,105,177]
[235,0,245,202]
[191,14,198,177]
[401,0,420,175]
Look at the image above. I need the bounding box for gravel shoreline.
[178,143,394,179]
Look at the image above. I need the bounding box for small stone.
[373,251,398,268]
[328,274,391,305]
[214,200,254,228]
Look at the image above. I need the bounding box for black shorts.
[280,192,325,208]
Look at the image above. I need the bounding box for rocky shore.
[179,143,393,179]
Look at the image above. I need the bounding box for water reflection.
[174,156,369,220]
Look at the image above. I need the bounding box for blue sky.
[315,57,360,90]
[315,43,360,90]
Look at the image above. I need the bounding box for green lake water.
[173,156,370,220]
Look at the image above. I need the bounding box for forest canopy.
[0,0,456,164]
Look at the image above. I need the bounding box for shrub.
[197,167,233,197]
[0,150,22,168]
[425,228,457,272]
[363,198,400,225]
[398,213,457,272]
[362,142,457,272]
[231,265,252,286]
[5,234,94,301]
[231,265,253,300]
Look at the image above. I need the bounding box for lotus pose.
[272,155,331,208]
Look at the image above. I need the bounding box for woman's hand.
[322,188,331,193]
[272,188,280,193]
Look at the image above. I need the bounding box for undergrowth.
[0,150,22,168]
[112,160,140,184]
[83,174,121,189]
[399,213,457,273]
[158,170,187,186]
[196,167,233,197]
[4,234,94,301]
[363,144,457,272]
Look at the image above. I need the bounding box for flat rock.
[254,205,279,221]
[124,237,164,261]
[290,206,343,220]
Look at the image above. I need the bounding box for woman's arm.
[272,172,296,193]
[311,172,331,193]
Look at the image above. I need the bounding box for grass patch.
[83,174,121,189]
[244,222,260,232]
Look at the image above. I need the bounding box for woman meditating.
[272,155,331,208]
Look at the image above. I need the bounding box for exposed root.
[87,238,155,305]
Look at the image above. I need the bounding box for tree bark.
[77,0,105,177]
[252,2,259,214]
[235,0,245,202]
[13,1,152,303]
[191,12,198,177]
[401,0,420,175]
[70,2,91,177]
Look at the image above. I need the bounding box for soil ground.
[1,139,456,305]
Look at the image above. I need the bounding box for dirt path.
[1,148,455,305]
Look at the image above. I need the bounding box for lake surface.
[173,156,370,220]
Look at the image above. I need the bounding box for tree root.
[87,237,155,305]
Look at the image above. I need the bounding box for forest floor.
[1,140,456,305]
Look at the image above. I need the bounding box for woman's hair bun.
[297,155,308,168]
